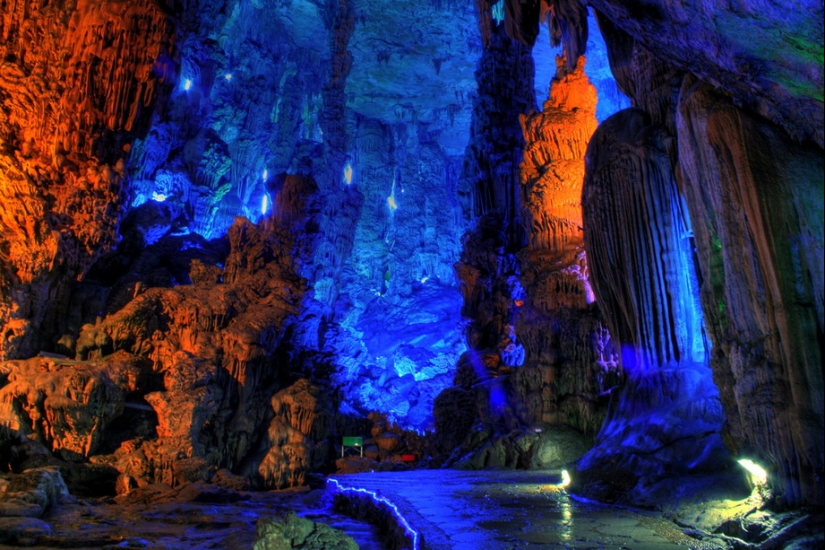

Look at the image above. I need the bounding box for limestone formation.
[579,107,730,503]
[0,0,176,359]
[0,0,821,528]
[248,379,333,489]
[0,356,126,461]
[677,76,824,507]
[520,55,597,256]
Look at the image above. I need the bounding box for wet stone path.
[328,470,718,550]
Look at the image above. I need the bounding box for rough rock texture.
[593,12,685,136]
[0,172,330,492]
[248,379,333,489]
[511,53,617,437]
[0,0,822,522]
[0,466,71,518]
[579,107,730,504]
[254,512,358,550]
[435,10,621,471]
[0,356,126,460]
[0,0,176,359]
[520,55,597,255]
[587,0,824,147]
[677,76,824,507]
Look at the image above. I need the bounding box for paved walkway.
[328,470,717,550]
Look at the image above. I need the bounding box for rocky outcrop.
[0,356,127,461]
[587,0,824,147]
[0,466,71,518]
[247,379,333,489]
[0,172,329,493]
[441,20,616,466]
[513,53,615,437]
[677,76,824,507]
[520,55,597,255]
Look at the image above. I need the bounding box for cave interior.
[0,0,822,548]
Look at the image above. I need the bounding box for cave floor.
[7,483,385,550]
[2,470,739,549]
[329,469,717,549]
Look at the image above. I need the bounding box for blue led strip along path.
[327,477,421,550]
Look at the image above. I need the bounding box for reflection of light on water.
[559,492,573,542]
[532,479,573,543]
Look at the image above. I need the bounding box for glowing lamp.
[262,168,268,181]
[151,192,167,202]
[420,277,429,283]
[738,459,768,486]
[183,79,192,91]
[224,73,232,81]
[343,161,353,185]
[560,470,572,487]
[261,194,269,215]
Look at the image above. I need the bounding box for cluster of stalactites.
[476,0,588,71]
[582,108,707,373]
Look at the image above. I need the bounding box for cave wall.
[0,0,177,359]
[499,0,822,507]
[579,107,728,504]
[677,76,824,507]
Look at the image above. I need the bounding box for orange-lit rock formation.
[0,0,175,359]
[248,379,332,488]
[520,55,597,257]
[441,46,617,468]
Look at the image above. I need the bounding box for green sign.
[342,436,362,447]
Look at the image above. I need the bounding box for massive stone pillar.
[677,76,824,507]
[578,108,730,504]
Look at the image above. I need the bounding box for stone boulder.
[0,467,71,518]
[254,512,358,550]
[529,426,592,469]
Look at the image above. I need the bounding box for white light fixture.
[738,459,768,486]
[560,470,571,488]
[183,79,192,91]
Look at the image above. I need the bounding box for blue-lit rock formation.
[434,6,621,468]
[588,0,824,508]
[305,0,479,429]
[579,108,730,504]
[114,0,480,430]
